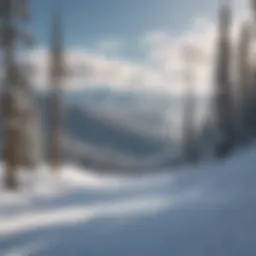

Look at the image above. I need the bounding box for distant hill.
[40,93,176,172]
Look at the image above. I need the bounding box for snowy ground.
[0,147,256,256]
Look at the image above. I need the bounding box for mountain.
[40,93,176,172]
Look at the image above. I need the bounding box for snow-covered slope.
[0,147,256,256]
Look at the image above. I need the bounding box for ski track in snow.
[0,148,256,255]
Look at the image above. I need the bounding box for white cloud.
[142,20,217,95]
[29,6,249,96]
[94,38,123,55]
[29,48,174,93]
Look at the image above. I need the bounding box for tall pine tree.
[48,10,65,172]
[249,0,256,135]
[0,0,33,189]
[181,44,198,163]
[214,0,235,157]
[236,21,252,143]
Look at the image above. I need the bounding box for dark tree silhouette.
[181,44,199,163]
[48,10,65,172]
[236,21,252,143]
[214,1,235,158]
[0,0,32,189]
[249,0,256,135]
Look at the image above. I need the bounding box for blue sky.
[28,0,246,94]
[30,0,218,48]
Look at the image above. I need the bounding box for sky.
[26,0,248,94]
[30,0,217,47]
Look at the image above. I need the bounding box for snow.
[0,147,256,255]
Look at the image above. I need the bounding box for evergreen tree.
[214,1,235,157]
[0,0,33,189]
[249,0,256,134]
[48,10,65,171]
[181,44,198,163]
[236,21,252,142]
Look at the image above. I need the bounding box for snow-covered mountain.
[40,92,177,171]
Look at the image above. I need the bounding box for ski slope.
[0,147,256,256]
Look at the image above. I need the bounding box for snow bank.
[0,147,256,255]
